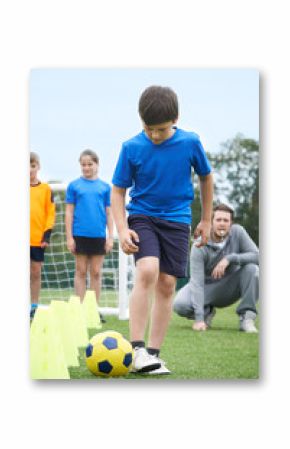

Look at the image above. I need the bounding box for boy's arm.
[105,206,114,253]
[42,187,56,247]
[188,246,207,328]
[65,203,76,253]
[194,173,214,247]
[111,186,139,254]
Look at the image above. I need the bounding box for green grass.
[69,304,259,380]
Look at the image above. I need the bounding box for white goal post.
[40,183,134,320]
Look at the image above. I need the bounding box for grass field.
[68,303,259,380]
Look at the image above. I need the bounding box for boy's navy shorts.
[128,214,190,278]
[30,246,45,262]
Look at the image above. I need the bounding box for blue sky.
[30,68,259,184]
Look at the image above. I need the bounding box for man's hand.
[40,242,49,248]
[211,257,229,279]
[105,236,114,254]
[120,229,139,255]
[193,220,211,247]
[192,321,207,331]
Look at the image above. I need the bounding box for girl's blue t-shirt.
[112,128,211,224]
[66,177,111,238]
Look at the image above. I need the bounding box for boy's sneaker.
[204,307,216,328]
[147,356,171,375]
[99,312,106,324]
[131,347,161,373]
[239,318,258,333]
[30,305,38,320]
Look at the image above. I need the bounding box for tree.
[208,134,259,244]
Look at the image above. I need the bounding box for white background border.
[1,1,289,447]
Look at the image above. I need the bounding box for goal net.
[39,183,134,319]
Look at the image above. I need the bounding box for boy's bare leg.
[148,272,176,349]
[89,255,105,303]
[130,257,159,342]
[74,255,89,301]
[30,261,42,303]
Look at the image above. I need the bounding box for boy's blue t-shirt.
[112,128,211,224]
[66,177,111,238]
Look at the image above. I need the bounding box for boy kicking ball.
[111,85,213,374]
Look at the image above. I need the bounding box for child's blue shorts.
[128,214,190,278]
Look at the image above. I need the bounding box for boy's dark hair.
[213,203,234,221]
[30,152,40,164]
[79,149,99,164]
[138,85,179,125]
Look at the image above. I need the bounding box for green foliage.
[208,134,259,244]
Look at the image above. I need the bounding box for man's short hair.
[213,203,234,221]
[30,152,40,164]
[138,85,179,125]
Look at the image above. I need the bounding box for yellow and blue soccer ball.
[85,330,133,377]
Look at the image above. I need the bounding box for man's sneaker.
[131,347,161,373]
[147,356,171,375]
[204,307,216,328]
[240,318,258,333]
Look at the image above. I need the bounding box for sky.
[30,68,259,184]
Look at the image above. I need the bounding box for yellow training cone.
[68,296,89,347]
[50,301,80,367]
[30,307,70,379]
[83,290,102,329]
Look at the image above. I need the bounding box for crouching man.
[173,204,259,333]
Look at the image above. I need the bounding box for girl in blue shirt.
[65,150,113,311]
